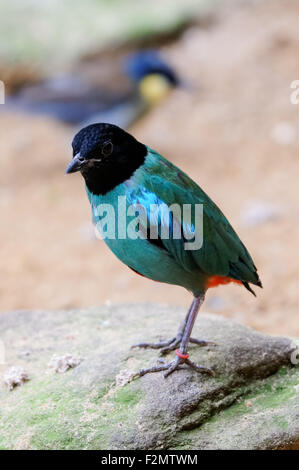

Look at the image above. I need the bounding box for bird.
[81,50,182,129]
[5,50,181,128]
[66,123,262,378]
[124,49,181,106]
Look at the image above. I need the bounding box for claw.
[190,338,216,347]
[185,359,216,376]
[132,336,215,354]
[133,355,215,379]
[131,337,176,350]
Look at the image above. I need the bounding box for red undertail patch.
[206,275,242,289]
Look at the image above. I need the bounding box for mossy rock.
[0,304,298,450]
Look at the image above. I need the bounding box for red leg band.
[176,349,189,360]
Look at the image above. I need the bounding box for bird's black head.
[66,123,147,195]
[125,49,180,86]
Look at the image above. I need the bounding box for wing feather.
[131,149,261,288]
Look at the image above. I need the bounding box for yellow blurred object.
[138,74,171,106]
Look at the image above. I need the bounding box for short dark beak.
[65,153,86,174]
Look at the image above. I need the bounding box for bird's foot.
[132,336,215,355]
[190,338,216,348]
[133,355,215,379]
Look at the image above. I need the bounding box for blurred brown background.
[1,0,299,337]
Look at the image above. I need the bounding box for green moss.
[272,417,289,430]
[0,368,146,450]
[1,363,296,450]
[89,383,112,403]
[114,386,143,406]
[175,366,299,450]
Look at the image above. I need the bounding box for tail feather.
[242,277,262,296]
[242,281,256,297]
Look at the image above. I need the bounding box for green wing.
[135,148,262,292]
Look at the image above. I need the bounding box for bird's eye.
[102,141,113,157]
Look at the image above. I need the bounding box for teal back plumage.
[86,147,261,296]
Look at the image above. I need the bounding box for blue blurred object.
[4,49,182,128]
[125,49,180,86]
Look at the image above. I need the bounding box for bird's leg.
[132,298,215,355]
[131,302,193,353]
[165,295,215,377]
[133,295,215,379]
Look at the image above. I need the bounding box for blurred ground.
[0,0,208,71]
[1,0,299,336]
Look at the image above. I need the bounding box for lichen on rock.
[3,366,29,391]
[48,354,82,374]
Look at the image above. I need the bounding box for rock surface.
[0,304,298,450]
